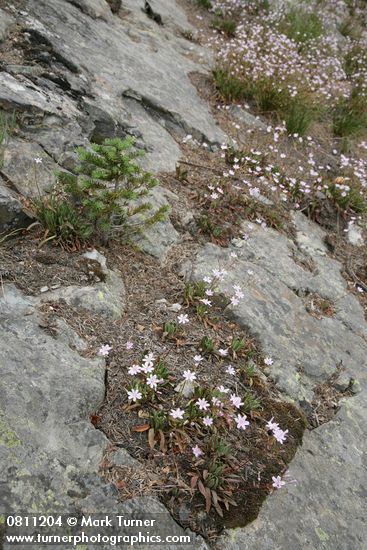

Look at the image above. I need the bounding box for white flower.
[264,357,273,366]
[212,396,223,407]
[226,365,236,376]
[273,428,288,444]
[170,408,185,420]
[203,416,213,427]
[272,475,285,489]
[192,445,203,458]
[266,417,280,432]
[127,388,142,402]
[218,348,228,357]
[34,157,43,164]
[194,354,203,363]
[142,353,155,372]
[205,289,214,296]
[178,313,189,325]
[128,364,141,376]
[230,394,243,409]
[203,276,212,284]
[235,414,250,430]
[200,298,212,307]
[125,341,134,350]
[146,374,159,390]
[183,370,197,382]
[141,362,154,374]
[97,344,112,357]
[217,385,230,394]
[196,398,210,411]
[230,296,239,306]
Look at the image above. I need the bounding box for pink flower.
[128,364,141,376]
[230,394,243,409]
[98,344,112,357]
[266,417,279,432]
[178,314,189,325]
[196,398,210,411]
[125,341,134,350]
[273,428,289,444]
[146,374,159,390]
[183,370,197,382]
[272,476,285,489]
[192,445,203,458]
[203,416,213,427]
[235,414,250,430]
[127,388,142,402]
[170,408,185,420]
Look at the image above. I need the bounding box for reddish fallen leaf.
[132,424,150,432]
[115,479,125,489]
[191,475,199,489]
[90,415,101,426]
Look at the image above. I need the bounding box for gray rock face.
[2,138,58,197]
[130,186,180,261]
[0,9,14,42]
[189,213,367,550]
[0,181,31,231]
[0,0,224,258]
[0,285,208,550]
[43,250,126,319]
[0,0,225,178]
[190,213,367,401]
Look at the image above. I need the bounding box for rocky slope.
[0,1,366,549]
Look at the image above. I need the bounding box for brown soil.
[29,240,306,540]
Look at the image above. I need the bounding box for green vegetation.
[344,44,367,78]
[197,0,212,9]
[213,17,237,37]
[338,17,362,40]
[213,69,247,102]
[213,70,316,135]
[0,111,16,167]
[327,179,366,213]
[280,8,323,46]
[34,136,167,247]
[333,88,367,138]
[285,98,317,136]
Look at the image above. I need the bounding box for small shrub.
[34,136,167,246]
